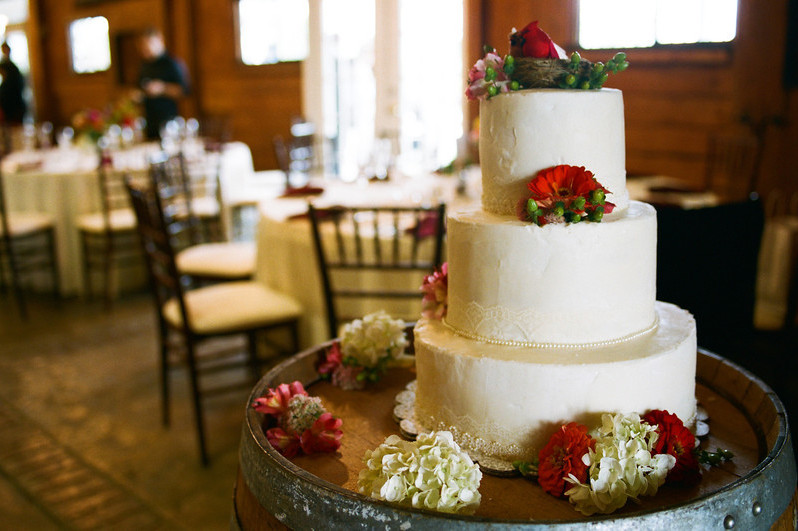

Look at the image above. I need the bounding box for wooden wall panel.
[190,0,302,170]
[37,0,165,120]
[466,0,797,198]
[33,0,302,171]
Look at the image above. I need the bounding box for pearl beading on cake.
[441,315,660,349]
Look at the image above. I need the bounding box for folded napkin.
[406,211,442,239]
[286,205,342,222]
[279,184,325,198]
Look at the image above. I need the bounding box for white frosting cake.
[415,302,696,462]
[479,89,629,216]
[413,88,698,463]
[445,202,657,345]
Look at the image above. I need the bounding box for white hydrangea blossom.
[340,311,408,368]
[358,431,482,514]
[565,412,676,515]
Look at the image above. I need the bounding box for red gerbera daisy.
[538,422,595,497]
[643,409,701,486]
[520,165,615,226]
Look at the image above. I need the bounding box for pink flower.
[253,381,343,458]
[251,381,307,417]
[466,51,512,101]
[300,412,343,454]
[317,342,343,377]
[266,427,302,458]
[421,262,448,320]
[331,364,365,390]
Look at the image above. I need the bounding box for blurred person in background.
[136,27,190,140]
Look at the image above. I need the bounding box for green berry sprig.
[559,51,628,90]
[697,447,734,466]
[512,459,539,478]
[525,189,609,226]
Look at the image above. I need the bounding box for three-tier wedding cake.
[413,34,697,464]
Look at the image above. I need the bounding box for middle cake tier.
[445,201,657,346]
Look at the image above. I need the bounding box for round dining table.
[254,169,481,348]
[2,141,255,296]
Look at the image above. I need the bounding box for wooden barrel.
[232,341,797,530]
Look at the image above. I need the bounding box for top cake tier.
[479,88,628,216]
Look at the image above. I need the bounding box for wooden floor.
[0,291,275,530]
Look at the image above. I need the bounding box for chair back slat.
[149,151,204,252]
[704,131,761,201]
[0,166,26,316]
[126,176,192,334]
[96,148,134,236]
[307,202,446,338]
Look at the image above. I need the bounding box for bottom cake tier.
[413,301,697,463]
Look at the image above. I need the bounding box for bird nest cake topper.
[467,21,629,100]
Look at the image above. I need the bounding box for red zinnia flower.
[538,422,595,497]
[643,409,701,486]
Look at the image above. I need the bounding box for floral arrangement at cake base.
[358,431,482,514]
[251,380,343,458]
[466,20,629,101]
[517,164,615,226]
[316,311,411,390]
[513,410,733,515]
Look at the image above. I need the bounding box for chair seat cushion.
[162,281,302,335]
[175,241,256,278]
[77,208,137,233]
[0,211,53,237]
[191,196,220,218]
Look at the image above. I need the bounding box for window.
[313,0,464,178]
[578,0,737,49]
[238,0,309,65]
[69,16,111,73]
[398,0,463,174]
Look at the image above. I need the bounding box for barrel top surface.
[238,344,797,529]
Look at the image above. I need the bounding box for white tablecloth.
[255,172,479,348]
[3,141,254,296]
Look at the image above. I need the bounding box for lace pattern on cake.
[414,403,532,462]
[446,296,659,348]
